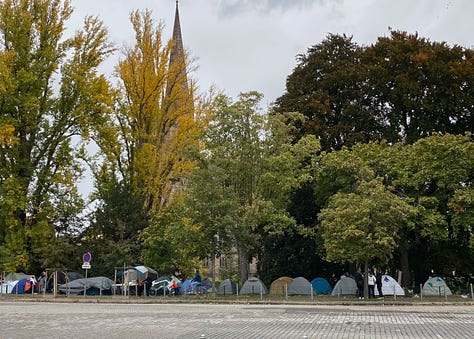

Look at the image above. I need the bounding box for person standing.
[330,273,338,288]
[354,270,364,299]
[376,271,384,298]
[368,271,376,298]
[193,269,202,293]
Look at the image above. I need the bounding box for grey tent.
[58,276,114,295]
[240,277,268,295]
[4,272,35,282]
[288,276,312,295]
[331,276,357,296]
[422,276,452,296]
[217,279,237,295]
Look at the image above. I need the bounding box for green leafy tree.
[176,94,320,283]
[318,178,415,297]
[365,31,474,143]
[388,133,474,285]
[314,135,474,287]
[274,32,474,150]
[141,197,208,277]
[184,92,269,282]
[0,0,114,273]
[274,34,381,152]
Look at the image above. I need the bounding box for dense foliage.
[1,1,472,289]
[274,32,474,150]
[0,0,114,274]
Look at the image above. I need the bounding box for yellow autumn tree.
[85,9,214,273]
[110,9,210,214]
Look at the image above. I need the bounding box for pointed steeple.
[167,0,189,99]
[170,0,184,66]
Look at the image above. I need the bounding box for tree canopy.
[0,0,114,273]
[1,2,473,289]
[274,31,474,151]
[84,9,213,273]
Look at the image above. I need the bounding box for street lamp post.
[212,234,219,294]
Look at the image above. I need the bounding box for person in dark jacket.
[376,271,384,298]
[354,270,364,299]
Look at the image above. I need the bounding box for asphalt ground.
[1,300,473,339]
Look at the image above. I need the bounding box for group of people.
[354,270,383,299]
[335,270,383,299]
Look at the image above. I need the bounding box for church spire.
[170,0,184,66]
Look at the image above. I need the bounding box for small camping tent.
[1,280,17,294]
[269,276,293,296]
[120,266,157,284]
[4,272,35,282]
[1,273,37,294]
[11,278,35,294]
[331,276,357,296]
[180,278,203,294]
[311,277,332,295]
[240,277,268,295]
[422,276,452,296]
[150,275,181,296]
[288,277,312,295]
[201,278,215,293]
[217,279,237,295]
[375,275,405,296]
[58,276,114,295]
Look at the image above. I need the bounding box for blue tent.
[311,277,332,295]
[179,279,202,294]
[12,278,33,294]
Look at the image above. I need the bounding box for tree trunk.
[364,260,369,299]
[399,243,411,287]
[237,245,249,284]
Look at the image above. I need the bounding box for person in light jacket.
[368,271,376,298]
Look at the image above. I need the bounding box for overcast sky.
[69,0,472,108]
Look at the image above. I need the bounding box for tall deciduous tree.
[314,134,474,287]
[274,32,474,150]
[89,9,212,270]
[172,93,319,283]
[274,34,381,152]
[185,92,268,282]
[389,133,474,285]
[0,0,114,273]
[365,32,474,144]
[115,9,203,214]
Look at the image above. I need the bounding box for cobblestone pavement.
[1,302,473,339]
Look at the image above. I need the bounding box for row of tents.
[1,269,453,297]
[217,275,453,297]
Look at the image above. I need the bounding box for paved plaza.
[1,301,473,338]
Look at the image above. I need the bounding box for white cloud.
[66,0,474,197]
[213,0,330,16]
